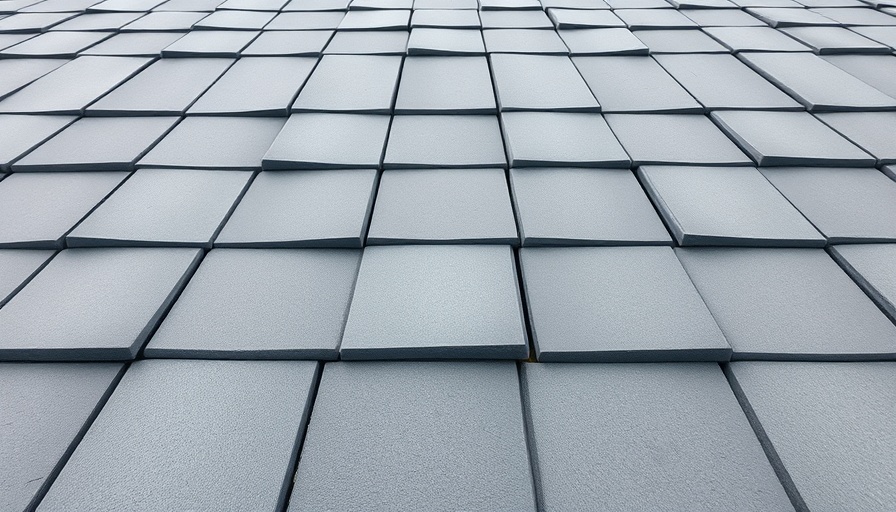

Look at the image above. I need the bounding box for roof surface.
[1,0,895,510]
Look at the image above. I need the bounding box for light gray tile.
[119,11,208,31]
[0,172,127,249]
[216,169,377,247]
[407,28,484,55]
[415,0,478,7]
[0,249,54,306]
[747,6,839,26]
[86,58,234,116]
[67,168,252,249]
[810,6,896,25]
[479,10,554,29]
[850,26,896,49]
[521,247,729,361]
[266,11,345,30]
[573,56,702,113]
[367,168,518,245]
[711,111,875,166]
[322,29,408,54]
[262,114,389,169]
[502,112,630,167]
[13,117,178,171]
[510,167,671,246]
[154,0,224,9]
[193,9,275,30]
[289,362,535,511]
[292,55,402,113]
[616,9,699,29]
[547,8,624,29]
[89,0,166,11]
[395,56,495,114]
[0,31,109,58]
[558,27,650,55]
[491,54,599,111]
[0,248,201,361]
[160,30,258,57]
[728,361,896,512]
[242,29,333,56]
[0,12,77,33]
[38,359,319,512]
[830,244,896,322]
[19,0,102,12]
[542,0,611,7]
[218,0,287,9]
[49,12,145,31]
[351,0,413,9]
[523,363,792,510]
[0,114,74,170]
[638,165,823,246]
[146,249,360,359]
[0,33,36,51]
[0,363,123,512]
[781,26,890,54]
[384,115,506,168]
[704,26,811,52]
[820,54,896,98]
[816,112,896,165]
[633,29,728,53]
[683,8,768,27]
[677,247,896,359]
[410,8,480,28]
[606,114,751,166]
[80,32,185,56]
[481,0,542,8]
[139,116,285,169]
[760,167,896,242]
[337,9,410,30]
[340,245,528,359]
[482,28,570,54]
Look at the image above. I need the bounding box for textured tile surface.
[490,54,599,112]
[0,114,74,170]
[263,114,389,169]
[291,55,401,113]
[830,244,896,322]
[573,56,702,113]
[0,249,53,306]
[384,115,506,168]
[502,112,631,167]
[395,56,495,114]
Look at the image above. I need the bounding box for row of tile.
[2,244,896,361]
[4,359,894,511]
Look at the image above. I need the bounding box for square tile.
[704,26,812,52]
[490,54,599,111]
[638,165,823,246]
[289,362,535,511]
[677,247,896,359]
[67,168,252,249]
[146,249,360,359]
[820,54,896,99]
[502,112,630,167]
[242,29,333,56]
[160,30,259,57]
[615,9,699,30]
[322,29,408,54]
[119,11,208,31]
[395,56,496,114]
[410,8,480,28]
[816,112,896,165]
[50,13,146,31]
[482,28,570,54]
[384,115,506,168]
[340,245,528,359]
[337,9,410,30]
[746,7,839,26]
[367,168,518,245]
[80,32,186,56]
[850,26,896,49]
[573,56,702,113]
[479,10,554,29]
[38,359,319,512]
[266,11,345,30]
[0,114,74,170]
[292,55,402,113]
[683,9,768,27]
[558,28,649,55]
[547,8,624,29]
[632,29,728,53]
[781,26,891,54]
[193,9,276,30]
[0,31,110,58]
[809,6,896,25]
[407,28,484,55]
[262,114,389,169]
[216,169,377,247]
[520,246,729,361]
[0,248,202,361]
[0,249,54,306]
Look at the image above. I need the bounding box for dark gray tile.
[13,117,178,171]
[522,363,792,510]
[160,30,259,57]
[615,9,699,30]
[410,8,480,28]
[830,244,896,322]
[38,359,318,512]
[67,168,252,249]
[139,116,285,169]
[266,11,345,30]
[760,167,896,242]
[547,8,624,29]
[482,28,570,54]
[289,362,535,511]
[263,114,389,169]
[322,29,408,54]
[638,165,823,246]
[188,57,316,116]
[0,247,201,361]
[340,245,528,359]
[0,172,127,249]
[0,114,74,170]
[820,54,896,99]
[728,361,896,512]
[337,9,410,30]
[86,58,233,116]
[407,28,484,55]
[367,168,518,245]
[655,53,803,110]
[711,111,875,166]
[395,56,495,114]
[0,363,123,512]
[80,32,185,56]
[146,249,360,359]
[606,114,751,166]
[0,56,151,115]
[816,112,896,165]
[633,29,728,53]
[193,9,275,30]
[558,27,650,55]
[384,114,506,168]
[242,29,333,56]
[0,31,109,58]
[491,54,599,111]
[292,55,402,113]
[479,10,554,29]
[677,247,896,359]
[704,26,812,52]
[119,11,208,31]
[502,112,630,167]
[216,169,377,247]
[573,56,702,113]
[510,167,671,246]
[521,247,730,361]
[0,249,54,306]
[746,7,839,26]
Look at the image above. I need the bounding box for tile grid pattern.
[1,0,896,510]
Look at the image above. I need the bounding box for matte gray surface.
[0,248,201,361]
[291,55,401,113]
[323,29,407,54]
[340,245,528,359]
[407,27,485,55]
[502,112,630,167]
[139,116,285,169]
[677,247,896,359]
[0,30,110,58]
[0,249,53,306]
[38,359,319,512]
[521,247,730,362]
[490,54,599,112]
[638,165,824,246]
[0,363,123,512]
[573,56,701,113]
[160,29,258,57]
[0,172,128,249]
[216,169,377,247]
[711,111,875,166]
[384,115,506,168]
[367,168,517,245]
[0,59,67,100]
[262,114,389,169]
[728,361,896,512]
[830,244,896,322]
[146,249,360,359]
[80,32,185,56]
[395,56,495,114]
[523,363,792,511]
[558,27,649,55]
[815,112,896,165]
[290,361,536,512]
[781,26,890,54]
[632,29,728,53]
[820,54,896,99]
[0,114,74,170]
[760,167,896,242]
[704,26,812,52]
[67,168,252,248]
[482,28,570,54]
[241,30,333,56]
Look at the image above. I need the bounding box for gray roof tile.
[337,9,410,30]
[322,29,408,54]
[703,26,812,52]
[479,9,554,29]
[281,0,350,10]
[781,26,891,54]
[547,8,624,29]
[632,28,729,53]
[263,114,389,169]
[218,0,287,9]
[79,32,185,56]
[160,29,259,57]
[49,12,145,31]
[557,27,650,55]
[119,10,208,31]
[615,8,699,29]
[242,29,333,56]
[502,112,631,167]
[410,8,480,28]
[830,244,896,322]
[682,8,767,26]
[340,245,528,359]
[292,55,401,113]
[810,5,896,24]
[395,56,496,114]
[266,11,345,30]
[384,114,506,168]
[482,27,570,54]
[407,27,485,55]
[746,6,839,26]
[0,30,110,58]
[0,12,77,32]
[89,0,166,11]
[816,111,896,165]
[491,54,599,111]
[193,9,275,30]
[820,54,896,98]
[154,0,224,10]
[0,249,54,306]
[0,113,74,170]
[849,25,896,48]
